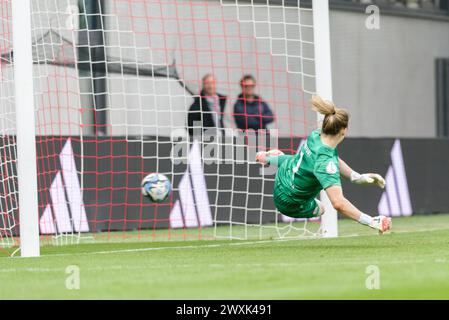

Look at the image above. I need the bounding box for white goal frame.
[312,0,338,238]
[12,0,40,257]
[11,0,338,257]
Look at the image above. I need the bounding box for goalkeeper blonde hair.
[311,95,349,136]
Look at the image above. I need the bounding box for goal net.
[0,0,330,249]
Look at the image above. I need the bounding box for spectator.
[187,74,227,137]
[233,75,274,132]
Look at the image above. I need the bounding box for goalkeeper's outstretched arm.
[256,149,287,166]
[338,158,353,179]
[325,185,391,233]
[339,158,386,189]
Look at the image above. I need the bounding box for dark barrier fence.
[1,135,448,234]
[338,138,449,216]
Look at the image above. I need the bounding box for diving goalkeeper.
[256,96,391,234]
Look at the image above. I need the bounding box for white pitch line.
[34,239,293,258]
[3,226,449,259]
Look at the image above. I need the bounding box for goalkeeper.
[256,96,391,234]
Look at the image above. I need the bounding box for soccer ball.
[141,173,171,202]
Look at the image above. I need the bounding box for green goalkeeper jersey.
[267,129,341,213]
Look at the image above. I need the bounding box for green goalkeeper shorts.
[274,191,321,219]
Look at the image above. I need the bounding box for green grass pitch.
[1,214,449,299]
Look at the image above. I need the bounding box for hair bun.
[310,95,349,135]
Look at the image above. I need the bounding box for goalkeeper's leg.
[314,198,325,216]
[275,194,325,219]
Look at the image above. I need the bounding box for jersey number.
[292,151,304,174]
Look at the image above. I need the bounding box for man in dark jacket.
[187,74,227,137]
[233,75,274,131]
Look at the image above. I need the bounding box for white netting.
[0,0,323,247]
[0,1,19,248]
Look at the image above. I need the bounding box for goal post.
[312,0,338,238]
[11,0,40,257]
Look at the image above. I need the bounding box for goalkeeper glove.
[370,215,392,234]
[256,149,284,165]
[350,171,386,189]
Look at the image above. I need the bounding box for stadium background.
[15,0,449,138]
[1,0,449,236]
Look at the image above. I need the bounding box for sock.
[358,213,373,226]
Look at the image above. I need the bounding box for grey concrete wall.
[330,10,449,138]
[2,1,448,138]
